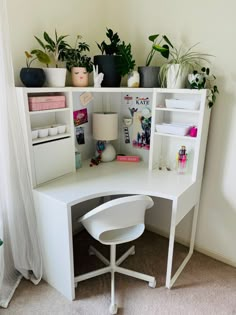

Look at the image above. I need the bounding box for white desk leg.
[34,192,75,301]
[189,203,199,255]
[165,203,199,289]
[165,204,177,289]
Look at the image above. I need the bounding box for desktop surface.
[35,160,195,205]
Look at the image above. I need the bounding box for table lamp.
[92,112,118,162]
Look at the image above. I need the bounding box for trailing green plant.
[96,28,135,76]
[188,67,219,108]
[0,238,3,246]
[24,50,50,68]
[160,43,212,87]
[33,30,69,67]
[146,34,173,66]
[64,35,93,72]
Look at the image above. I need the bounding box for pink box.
[28,95,66,111]
[116,155,140,162]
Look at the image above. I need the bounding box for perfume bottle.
[177,146,187,174]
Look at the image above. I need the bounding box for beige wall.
[7,0,236,266]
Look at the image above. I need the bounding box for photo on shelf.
[75,126,85,145]
[73,108,88,126]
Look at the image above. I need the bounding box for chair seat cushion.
[99,224,145,245]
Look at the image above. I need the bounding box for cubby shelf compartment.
[32,133,71,145]
[16,87,75,188]
[149,89,210,182]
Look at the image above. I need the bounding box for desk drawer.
[33,138,74,185]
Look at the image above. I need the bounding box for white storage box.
[156,123,191,136]
[165,99,200,110]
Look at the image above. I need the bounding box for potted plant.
[138,34,173,87]
[0,239,3,246]
[94,28,135,87]
[33,30,69,87]
[64,35,93,87]
[20,50,50,87]
[116,41,137,87]
[188,67,219,108]
[160,43,212,89]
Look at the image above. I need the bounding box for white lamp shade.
[93,112,118,141]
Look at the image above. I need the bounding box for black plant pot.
[94,55,121,87]
[20,68,46,87]
[138,66,160,88]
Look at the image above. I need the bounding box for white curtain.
[0,0,42,308]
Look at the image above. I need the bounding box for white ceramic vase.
[166,64,187,89]
[44,68,67,87]
[127,70,140,88]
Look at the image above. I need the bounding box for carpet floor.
[1,230,236,315]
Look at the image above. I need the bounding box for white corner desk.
[33,159,201,301]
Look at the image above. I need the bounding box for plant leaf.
[152,44,169,59]
[31,49,51,64]
[25,51,32,59]
[34,36,45,50]
[163,35,173,48]
[148,34,159,43]
[43,32,55,49]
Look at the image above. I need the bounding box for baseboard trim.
[146,224,236,268]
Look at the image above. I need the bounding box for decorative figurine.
[93,65,104,88]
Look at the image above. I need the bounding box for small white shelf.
[154,132,197,141]
[155,107,199,114]
[32,133,71,145]
[29,108,70,115]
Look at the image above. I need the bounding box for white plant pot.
[167,64,187,89]
[44,68,67,87]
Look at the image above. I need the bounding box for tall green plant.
[96,28,120,55]
[33,30,69,67]
[97,28,135,76]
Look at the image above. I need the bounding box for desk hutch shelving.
[16,87,210,188]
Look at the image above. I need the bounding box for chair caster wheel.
[88,246,95,256]
[109,303,118,314]
[148,279,156,288]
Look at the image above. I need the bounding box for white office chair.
[74,195,156,314]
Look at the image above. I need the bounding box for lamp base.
[97,142,116,162]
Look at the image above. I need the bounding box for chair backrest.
[78,195,154,245]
